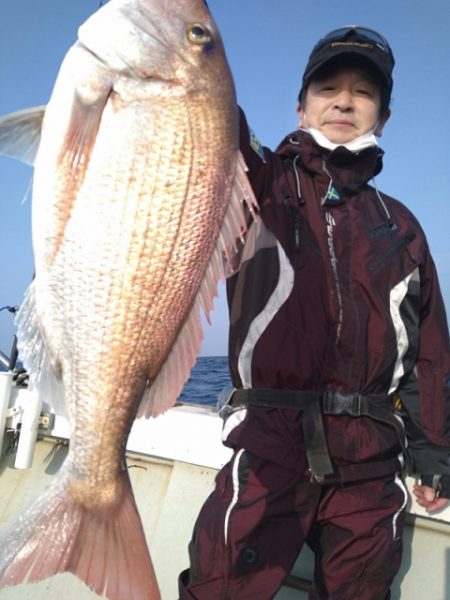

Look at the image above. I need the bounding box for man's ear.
[296,104,305,129]
[375,109,391,137]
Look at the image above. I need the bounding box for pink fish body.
[0,0,256,598]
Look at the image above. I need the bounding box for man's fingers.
[413,484,450,513]
[424,497,450,513]
[413,484,435,502]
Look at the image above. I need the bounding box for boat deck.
[1,401,450,599]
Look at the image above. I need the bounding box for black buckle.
[322,391,362,416]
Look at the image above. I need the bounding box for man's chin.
[323,130,359,145]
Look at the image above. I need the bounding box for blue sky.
[0,0,449,357]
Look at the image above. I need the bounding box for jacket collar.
[276,128,384,201]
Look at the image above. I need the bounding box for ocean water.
[178,355,231,407]
[1,352,232,407]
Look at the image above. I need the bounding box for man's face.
[297,66,389,144]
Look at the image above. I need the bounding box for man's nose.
[333,90,353,110]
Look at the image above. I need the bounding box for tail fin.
[0,467,160,599]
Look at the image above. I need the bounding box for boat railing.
[0,304,46,469]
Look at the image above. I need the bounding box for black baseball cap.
[299,26,395,106]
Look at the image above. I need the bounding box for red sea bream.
[0,0,256,598]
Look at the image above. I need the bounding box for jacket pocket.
[369,232,416,272]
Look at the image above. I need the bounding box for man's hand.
[413,484,450,513]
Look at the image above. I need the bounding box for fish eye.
[187,24,212,45]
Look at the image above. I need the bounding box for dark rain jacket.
[223,109,450,479]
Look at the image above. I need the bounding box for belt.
[221,388,405,482]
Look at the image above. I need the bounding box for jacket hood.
[275,128,384,198]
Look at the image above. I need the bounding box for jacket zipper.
[302,223,322,255]
[287,203,322,255]
[369,232,416,271]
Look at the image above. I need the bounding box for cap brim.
[301,46,392,97]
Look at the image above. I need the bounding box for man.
[179,26,450,599]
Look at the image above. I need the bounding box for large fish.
[0,0,256,598]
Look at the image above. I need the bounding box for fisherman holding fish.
[180,26,450,599]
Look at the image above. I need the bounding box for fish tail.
[0,467,160,599]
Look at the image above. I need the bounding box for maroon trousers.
[179,449,407,600]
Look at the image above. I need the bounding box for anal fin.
[15,281,67,417]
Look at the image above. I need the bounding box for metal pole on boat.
[14,386,43,469]
[0,308,19,456]
[0,371,13,456]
